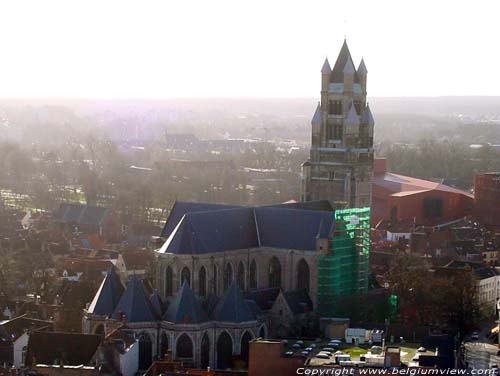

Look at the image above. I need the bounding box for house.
[53,203,120,242]
[0,315,53,368]
[436,260,500,313]
[345,328,369,345]
[97,328,138,376]
[26,331,101,367]
[115,249,152,282]
[270,290,314,337]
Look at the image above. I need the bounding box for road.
[465,341,500,369]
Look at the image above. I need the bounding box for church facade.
[301,40,375,209]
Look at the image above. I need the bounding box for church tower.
[300,40,374,209]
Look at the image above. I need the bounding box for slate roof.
[244,288,280,311]
[112,276,156,323]
[443,260,499,280]
[311,102,321,125]
[361,104,374,126]
[158,203,334,255]
[161,201,239,238]
[0,315,53,342]
[282,290,313,314]
[26,332,101,366]
[358,58,367,75]
[150,290,165,318]
[163,282,209,324]
[330,40,359,83]
[88,267,124,317]
[54,203,109,226]
[213,282,257,323]
[321,58,331,74]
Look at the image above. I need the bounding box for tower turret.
[358,58,367,95]
[343,57,355,102]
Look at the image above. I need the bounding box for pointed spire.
[311,102,321,125]
[343,56,355,75]
[112,276,156,322]
[357,58,367,75]
[213,281,256,323]
[330,40,356,83]
[87,267,124,317]
[345,102,360,126]
[321,58,331,74]
[163,281,208,324]
[361,104,375,126]
[150,289,165,318]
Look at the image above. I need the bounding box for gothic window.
[240,331,253,363]
[176,333,193,358]
[223,263,233,291]
[165,266,173,296]
[199,266,207,297]
[212,264,218,295]
[160,332,169,359]
[354,100,363,115]
[268,256,281,288]
[200,333,210,369]
[217,332,233,369]
[181,267,191,287]
[249,259,257,289]
[237,261,245,290]
[334,124,343,139]
[296,259,310,292]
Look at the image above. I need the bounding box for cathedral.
[82,41,372,371]
[301,40,375,209]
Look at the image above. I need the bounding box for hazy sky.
[1,0,499,98]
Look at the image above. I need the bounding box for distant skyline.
[1,0,499,98]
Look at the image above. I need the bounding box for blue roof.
[254,207,333,250]
[161,201,239,238]
[54,203,109,226]
[150,290,165,318]
[112,276,156,322]
[163,282,209,324]
[87,267,123,316]
[213,281,257,322]
[158,203,334,255]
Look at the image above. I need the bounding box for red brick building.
[473,172,500,231]
[372,158,474,226]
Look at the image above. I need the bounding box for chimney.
[374,158,387,174]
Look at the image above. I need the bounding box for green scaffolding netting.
[317,207,371,316]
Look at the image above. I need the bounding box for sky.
[0,0,499,98]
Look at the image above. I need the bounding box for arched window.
[240,331,253,363]
[268,257,281,288]
[138,332,152,370]
[237,261,245,290]
[296,259,310,292]
[200,333,210,369]
[199,266,207,297]
[160,332,169,359]
[223,263,233,291]
[217,332,233,369]
[94,324,104,336]
[176,333,193,358]
[249,259,257,289]
[212,264,218,295]
[165,266,173,296]
[181,267,191,287]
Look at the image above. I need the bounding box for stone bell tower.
[300,40,374,209]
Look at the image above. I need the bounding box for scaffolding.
[317,207,371,317]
